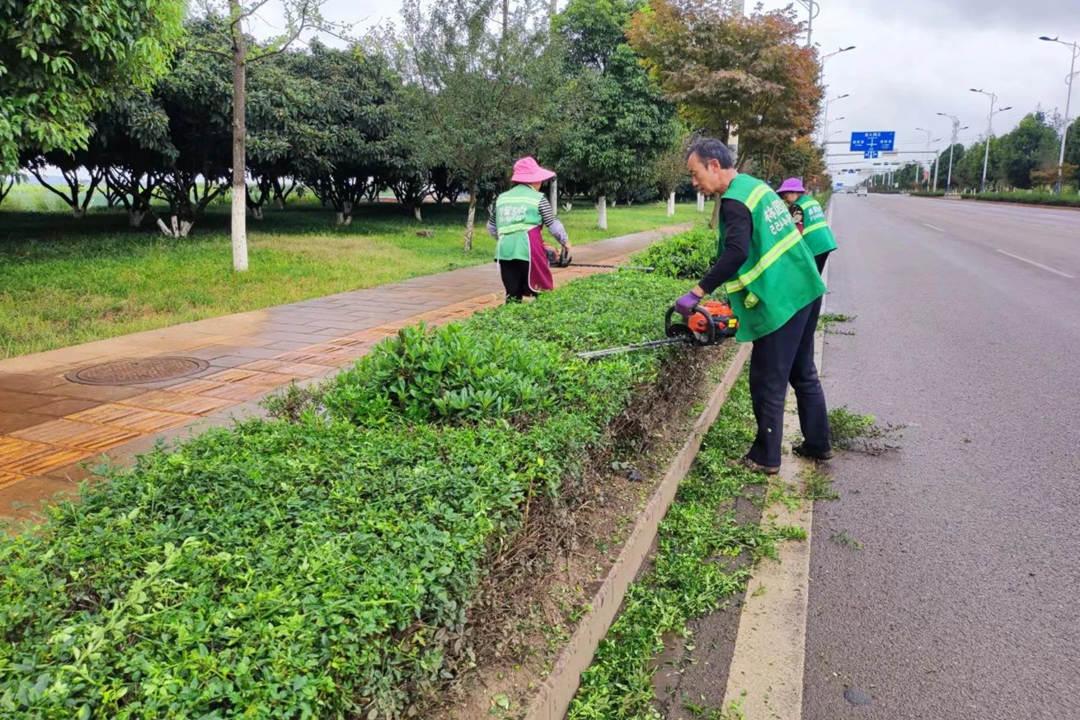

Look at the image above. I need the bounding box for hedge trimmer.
[577,301,739,361]
[546,247,654,272]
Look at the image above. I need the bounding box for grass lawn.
[0,198,701,358]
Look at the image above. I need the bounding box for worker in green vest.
[487,156,570,302]
[676,138,832,474]
[778,177,837,274]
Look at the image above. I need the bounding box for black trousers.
[499,260,533,302]
[747,300,831,468]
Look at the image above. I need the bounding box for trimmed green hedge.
[0,232,720,718]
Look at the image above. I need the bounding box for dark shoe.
[740,455,780,476]
[792,442,834,461]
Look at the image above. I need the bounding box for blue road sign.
[850,131,896,153]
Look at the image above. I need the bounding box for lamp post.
[936,113,969,192]
[1039,36,1079,193]
[796,0,821,48]
[970,88,1012,193]
[916,127,933,188]
[822,93,850,145]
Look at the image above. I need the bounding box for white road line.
[995,249,1075,279]
[923,223,946,232]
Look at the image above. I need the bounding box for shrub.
[634,226,715,279]
[0,232,719,719]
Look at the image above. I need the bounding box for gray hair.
[686,137,735,169]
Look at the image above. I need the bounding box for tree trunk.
[413,205,423,222]
[464,181,478,252]
[549,178,558,216]
[710,196,721,229]
[230,0,249,272]
[667,191,676,217]
[597,195,608,230]
[128,209,146,228]
[697,192,705,212]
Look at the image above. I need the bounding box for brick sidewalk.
[0,226,690,521]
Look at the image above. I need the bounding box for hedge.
[0,231,719,718]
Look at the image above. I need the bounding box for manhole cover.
[67,356,209,386]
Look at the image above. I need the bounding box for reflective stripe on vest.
[721,226,805,294]
[802,220,829,235]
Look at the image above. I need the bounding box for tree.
[653,127,691,216]
[151,23,234,236]
[1065,117,1080,187]
[629,1,820,166]
[400,0,560,250]
[0,0,184,173]
[191,0,343,270]
[21,144,106,219]
[992,112,1059,189]
[552,0,675,228]
[291,43,398,226]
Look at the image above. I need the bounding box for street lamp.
[821,45,857,63]
[970,88,1012,193]
[1039,35,1079,193]
[916,127,934,188]
[822,93,851,145]
[936,113,969,192]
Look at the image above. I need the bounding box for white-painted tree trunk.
[549,178,558,216]
[697,192,705,212]
[597,195,608,230]
[413,205,423,222]
[157,216,193,238]
[667,191,676,217]
[229,0,249,272]
[128,210,146,228]
[464,184,478,252]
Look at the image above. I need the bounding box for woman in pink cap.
[777,177,837,274]
[487,156,571,302]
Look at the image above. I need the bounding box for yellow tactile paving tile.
[0,471,27,491]
[116,391,233,416]
[239,360,328,378]
[0,436,52,463]
[6,447,90,476]
[194,383,273,402]
[11,419,140,451]
[203,368,263,383]
[67,404,194,433]
[168,379,228,395]
[234,371,299,387]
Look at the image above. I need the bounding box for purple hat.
[777,177,806,194]
[511,156,556,184]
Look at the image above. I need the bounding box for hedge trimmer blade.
[576,336,690,361]
[546,247,653,272]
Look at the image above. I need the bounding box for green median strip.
[0,230,729,718]
[567,374,803,720]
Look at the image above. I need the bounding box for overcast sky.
[261,1,1080,172]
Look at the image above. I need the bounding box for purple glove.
[675,291,701,318]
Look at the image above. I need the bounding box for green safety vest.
[794,194,838,257]
[716,174,826,342]
[494,185,543,262]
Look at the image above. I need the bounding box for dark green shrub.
[0,229,728,719]
[633,226,715,280]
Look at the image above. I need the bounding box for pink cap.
[777,177,806,194]
[511,156,556,184]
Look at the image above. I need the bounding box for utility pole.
[936,112,967,193]
[796,0,820,48]
[1039,36,1078,194]
[970,88,1012,193]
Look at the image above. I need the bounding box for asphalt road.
[803,195,1080,719]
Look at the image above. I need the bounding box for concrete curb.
[523,342,752,720]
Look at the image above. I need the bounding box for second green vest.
[494,185,543,262]
[716,174,826,342]
[795,194,838,257]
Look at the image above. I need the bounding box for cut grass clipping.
[567,374,805,720]
[0,230,722,718]
[829,406,904,455]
